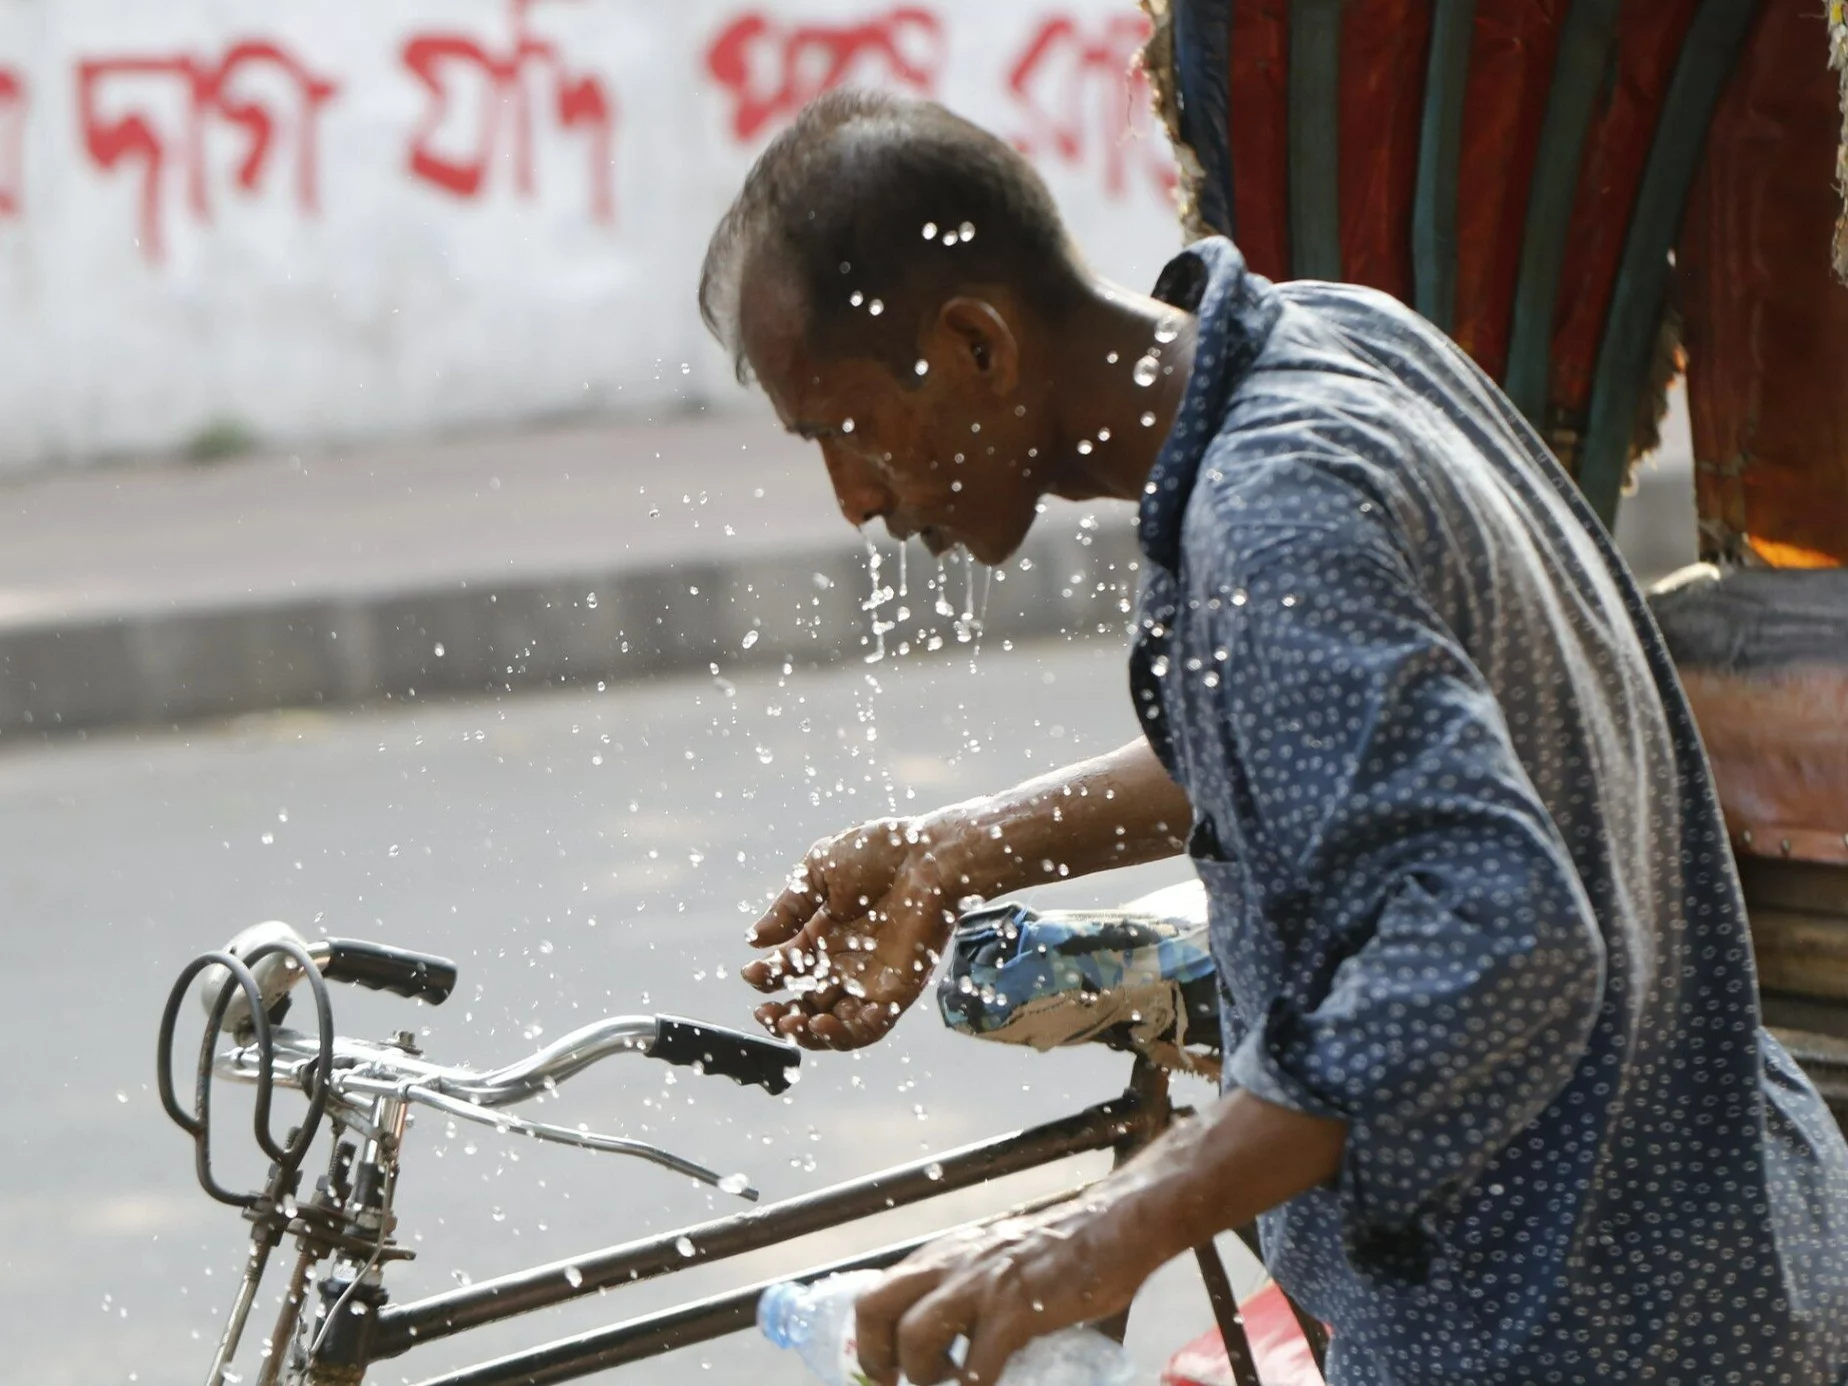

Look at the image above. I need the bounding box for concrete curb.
[0,520,1144,737]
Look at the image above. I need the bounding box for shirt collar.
[1136,237,1281,574]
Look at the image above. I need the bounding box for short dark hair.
[699,89,1089,384]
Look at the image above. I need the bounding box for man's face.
[739,269,1050,565]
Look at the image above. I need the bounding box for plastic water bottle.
[757,1271,1135,1385]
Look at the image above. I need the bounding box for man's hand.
[742,743,1193,1050]
[855,1089,1348,1383]
[852,1196,1160,1386]
[743,816,960,1049]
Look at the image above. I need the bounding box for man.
[700,90,1848,1386]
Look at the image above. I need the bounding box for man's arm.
[854,1090,1345,1385]
[743,738,1190,1048]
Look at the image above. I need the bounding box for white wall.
[0,0,1182,470]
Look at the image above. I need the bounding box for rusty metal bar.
[406,1188,1091,1386]
[372,1090,1152,1358]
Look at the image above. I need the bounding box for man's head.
[699,90,1094,563]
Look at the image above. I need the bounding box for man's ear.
[933,296,1021,396]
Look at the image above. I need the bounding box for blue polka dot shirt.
[1131,239,1848,1385]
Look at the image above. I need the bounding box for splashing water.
[861,536,896,664]
[953,552,992,658]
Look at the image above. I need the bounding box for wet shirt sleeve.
[1178,459,1607,1265]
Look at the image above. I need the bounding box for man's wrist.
[916,799,1016,900]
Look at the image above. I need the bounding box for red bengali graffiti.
[705,7,944,143]
[1007,13,1174,201]
[402,0,616,223]
[0,68,24,217]
[78,43,337,262]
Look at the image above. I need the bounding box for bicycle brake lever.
[403,1085,758,1201]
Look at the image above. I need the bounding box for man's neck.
[1037,278,1198,503]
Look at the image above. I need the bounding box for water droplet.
[741,629,759,649]
[1132,355,1161,387]
[849,290,864,307]
[1281,594,1298,608]
[921,221,938,238]
[914,359,929,376]
[260,832,274,845]
[925,1162,944,1181]
[1231,589,1248,606]
[388,844,401,858]
[491,1207,506,1222]
[1096,427,1110,441]
[1105,350,1119,364]
[941,230,959,245]
[1140,411,1157,427]
[680,362,691,374]
[755,745,775,765]
[564,1265,584,1288]
[538,939,554,954]
[957,221,975,241]
[433,642,446,657]
[115,1090,128,1103]
[867,299,884,316]
[841,418,855,434]
[1076,440,1093,455]
[1154,315,1181,343]
[451,1270,473,1286]
[718,1172,750,1195]
[675,1236,696,1258]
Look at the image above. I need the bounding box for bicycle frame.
[162,928,1321,1386]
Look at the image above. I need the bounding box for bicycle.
[159,918,1280,1386]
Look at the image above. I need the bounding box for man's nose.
[820,439,891,528]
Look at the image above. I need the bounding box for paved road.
[0,637,1249,1386]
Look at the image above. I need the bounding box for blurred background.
[0,2,1697,1383]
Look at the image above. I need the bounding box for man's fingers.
[895,1280,979,1386]
[959,1305,1037,1386]
[807,996,897,1050]
[855,1265,948,1386]
[746,882,821,948]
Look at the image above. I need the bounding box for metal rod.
[205,1233,274,1386]
[256,1241,317,1386]
[1287,0,1346,281]
[1502,0,1623,427]
[373,1091,1149,1358]
[1194,1241,1261,1386]
[1091,1059,1169,1344]
[407,1188,1091,1386]
[1575,0,1758,527]
[1411,0,1477,332]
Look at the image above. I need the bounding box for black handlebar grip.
[320,939,458,1005]
[651,1016,800,1095]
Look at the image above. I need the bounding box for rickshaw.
[164,5,1847,1383]
[1138,0,1848,1070]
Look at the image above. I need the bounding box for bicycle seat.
[938,881,1221,1078]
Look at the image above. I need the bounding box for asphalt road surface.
[0,636,1248,1386]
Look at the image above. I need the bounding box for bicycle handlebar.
[651,1015,799,1096]
[319,938,457,1005]
[168,924,798,1206]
